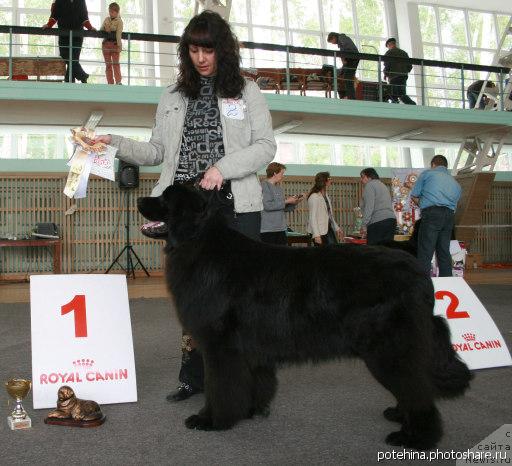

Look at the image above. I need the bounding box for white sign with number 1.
[30,274,137,409]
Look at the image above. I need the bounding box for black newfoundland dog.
[138,184,471,450]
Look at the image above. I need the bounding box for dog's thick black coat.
[138,185,471,450]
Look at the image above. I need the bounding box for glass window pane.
[287,0,319,31]
[469,12,497,49]
[0,0,13,6]
[0,11,13,57]
[473,50,496,76]
[19,13,57,56]
[116,0,144,16]
[230,0,248,24]
[497,15,512,50]
[418,5,438,43]
[86,0,102,12]
[253,28,286,67]
[24,134,60,159]
[341,145,365,166]
[323,0,355,36]
[18,0,50,8]
[233,25,249,42]
[251,0,284,28]
[173,0,194,20]
[290,33,322,66]
[355,0,385,37]
[439,8,467,47]
[305,143,331,164]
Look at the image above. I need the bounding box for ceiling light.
[84,111,104,130]
[387,128,426,142]
[273,120,303,135]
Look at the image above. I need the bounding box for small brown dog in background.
[47,385,102,422]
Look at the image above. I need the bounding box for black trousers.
[417,206,455,277]
[261,230,287,245]
[339,59,359,100]
[388,75,416,105]
[313,226,338,247]
[177,209,261,390]
[59,34,88,82]
[366,218,397,245]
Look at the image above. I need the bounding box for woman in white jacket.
[307,172,343,246]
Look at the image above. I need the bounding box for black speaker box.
[118,161,139,189]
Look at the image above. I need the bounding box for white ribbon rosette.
[63,127,118,199]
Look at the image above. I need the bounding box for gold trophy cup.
[5,379,32,430]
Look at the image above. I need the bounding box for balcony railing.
[0,25,510,110]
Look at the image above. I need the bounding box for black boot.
[166,383,202,402]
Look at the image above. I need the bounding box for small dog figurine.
[47,385,103,422]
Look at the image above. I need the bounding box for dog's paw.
[385,430,436,450]
[185,414,213,430]
[383,406,404,423]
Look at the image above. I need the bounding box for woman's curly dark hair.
[176,10,245,99]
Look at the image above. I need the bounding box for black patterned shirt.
[174,77,225,184]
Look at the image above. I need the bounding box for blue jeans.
[417,206,455,277]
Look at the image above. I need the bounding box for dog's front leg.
[185,347,252,431]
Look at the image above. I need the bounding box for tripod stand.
[106,191,150,279]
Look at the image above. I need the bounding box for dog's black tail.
[431,315,472,398]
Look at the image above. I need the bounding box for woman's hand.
[336,228,344,241]
[93,135,112,145]
[200,166,223,190]
[285,196,298,205]
[313,236,322,245]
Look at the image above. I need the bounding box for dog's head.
[57,385,75,402]
[137,184,209,246]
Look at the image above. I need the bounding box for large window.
[418,4,512,108]
[1,0,151,84]
[170,0,390,75]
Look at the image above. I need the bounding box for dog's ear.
[137,196,168,222]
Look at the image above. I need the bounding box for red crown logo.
[462,333,476,341]
[72,358,95,369]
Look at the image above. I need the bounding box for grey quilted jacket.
[110,79,276,213]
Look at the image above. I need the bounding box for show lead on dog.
[94,11,276,402]
[359,168,397,244]
[411,155,462,277]
[42,0,96,83]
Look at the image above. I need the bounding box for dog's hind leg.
[185,347,253,431]
[250,365,277,417]
[364,356,442,450]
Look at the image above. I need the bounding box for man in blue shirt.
[411,155,462,277]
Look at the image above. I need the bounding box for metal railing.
[0,25,510,109]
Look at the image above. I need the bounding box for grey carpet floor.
[1,284,511,466]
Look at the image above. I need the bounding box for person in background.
[327,32,359,100]
[383,38,415,105]
[359,168,397,244]
[410,155,462,277]
[94,11,276,402]
[307,172,343,246]
[43,0,95,83]
[101,2,123,85]
[261,162,303,245]
[467,80,496,109]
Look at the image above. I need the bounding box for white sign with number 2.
[433,277,511,370]
[30,274,137,409]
